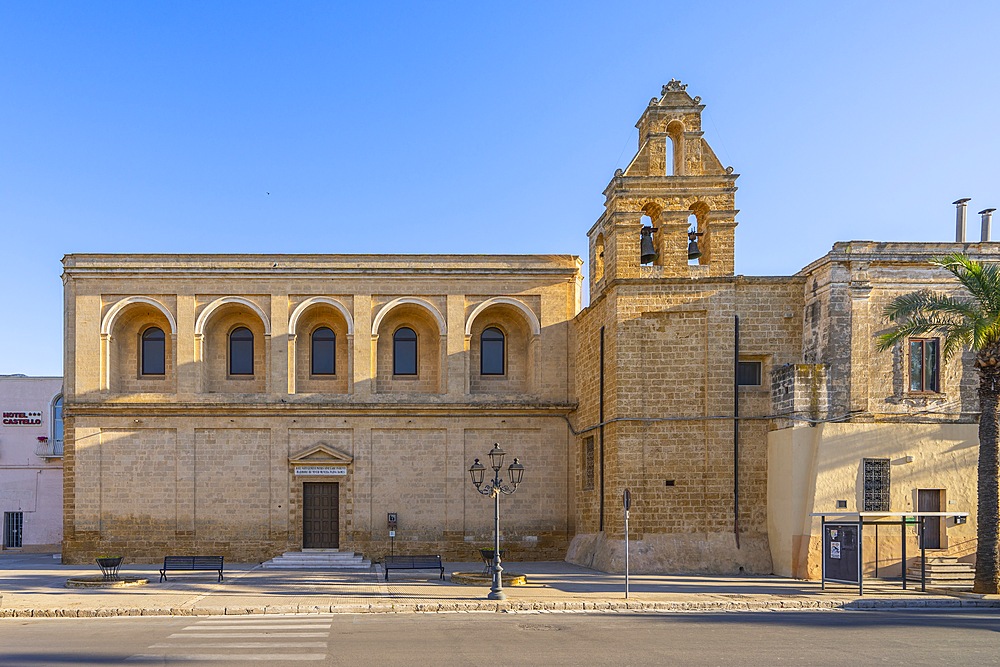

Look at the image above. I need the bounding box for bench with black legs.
[159,555,225,583]
[383,555,444,581]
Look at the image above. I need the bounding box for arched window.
[229,327,254,375]
[393,327,417,375]
[481,327,505,375]
[52,395,64,456]
[140,327,166,376]
[311,327,336,375]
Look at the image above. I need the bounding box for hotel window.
[52,394,64,456]
[311,327,336,375]
[908,338,939,392]
[140,327,166,375]
[393,327,417,375]
[481,327,505,375]
[229,327,254,375]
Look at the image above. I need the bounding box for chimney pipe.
[981,208,996,242]
[954,198,971,242]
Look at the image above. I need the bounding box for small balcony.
[34,437,63,459]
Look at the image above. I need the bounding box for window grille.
[583,436,595,491]
[3,511,23,548]
[863,458,891,512]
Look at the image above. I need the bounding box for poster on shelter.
[823,522,860,584]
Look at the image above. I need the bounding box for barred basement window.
[863,458,891,512]
[583,436,595,491]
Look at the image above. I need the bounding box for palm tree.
[876,253,1000,594]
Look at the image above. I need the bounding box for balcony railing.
[34,439,63,458]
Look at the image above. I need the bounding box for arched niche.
[372,298,445,394]
[288,297,353,395]
[465,297,539,395]
[196,297,270,393]
[100,296,177,393]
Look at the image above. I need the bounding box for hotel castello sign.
[2,411,42,426]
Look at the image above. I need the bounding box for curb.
[1,597,998,618]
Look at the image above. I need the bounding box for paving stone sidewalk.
[0,554,996,618]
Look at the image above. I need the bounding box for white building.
[0,376,63,552]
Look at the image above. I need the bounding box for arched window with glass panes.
[229,327,254,375]
[393,327,417,375]
[481,327,505,375]
[140,326,165,376]
[311,327,336,375]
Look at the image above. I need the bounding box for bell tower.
[588,80,738,295]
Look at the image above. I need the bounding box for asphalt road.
[0,609,997,666]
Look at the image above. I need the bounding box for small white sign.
[2,411,42,426]
[294,466,347,476]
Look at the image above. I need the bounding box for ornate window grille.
[863,458,891,512]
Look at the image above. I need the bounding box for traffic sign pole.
[623,488,631,599]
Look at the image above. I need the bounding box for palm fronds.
[879,254,1000,360]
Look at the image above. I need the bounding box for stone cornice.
[66,401,578,418]
[797,241,1000,277]
[62,254,582,278]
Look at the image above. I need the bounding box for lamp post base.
[488,589,507,601]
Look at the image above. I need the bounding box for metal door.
[918,489,942,549]
[303,482,339,549]
[3,511,23,548]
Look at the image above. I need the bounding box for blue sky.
[2,1,999,376]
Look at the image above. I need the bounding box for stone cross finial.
[662,79,687,94]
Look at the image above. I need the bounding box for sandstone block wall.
[61,254,580,563]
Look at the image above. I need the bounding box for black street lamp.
[469,442,524,600]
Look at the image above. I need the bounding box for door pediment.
[288,443,354,466]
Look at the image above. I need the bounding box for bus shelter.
[810,511,969,595]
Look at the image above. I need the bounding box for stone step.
[260,550,372,570]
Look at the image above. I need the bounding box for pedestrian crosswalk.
[127,615,333,663]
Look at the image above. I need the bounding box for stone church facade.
[62,82,990,576]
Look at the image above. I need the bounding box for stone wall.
[61,254,580,563]
[569,277,803,573]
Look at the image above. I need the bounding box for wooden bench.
[159,555,225,583]
[383,555,444,581]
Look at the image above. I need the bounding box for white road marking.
[127,653,326,662]
[148,642,328,649]
[130,615,333,663]
[180,623,332,630]
[168,632,329,638]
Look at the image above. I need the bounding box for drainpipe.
[734,315,741,550]
[981,208,996,242]
[954,198,971,242]
[599,326,605,532]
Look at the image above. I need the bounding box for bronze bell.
[640,226,658,264]
[687,229,703,260]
